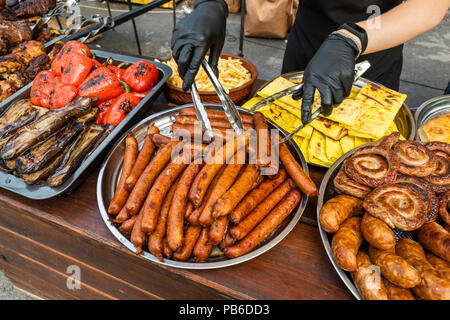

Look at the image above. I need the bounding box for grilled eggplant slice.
[15,122,83,174]
[47,124,104,187]
[21,151,66,185]
[0,99,42,139]
[0,96,93,160]
[84,123,115,159]
[15,107,99,174]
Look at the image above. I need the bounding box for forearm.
[356,0,450,54]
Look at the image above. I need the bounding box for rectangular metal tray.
[0,48,172,199]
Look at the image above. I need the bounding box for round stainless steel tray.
[97,103,309,269]
[254,72,416,168]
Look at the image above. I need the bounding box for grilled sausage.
[198,149,245,226]
[193,227,214,262]
[178,107,254,125]
[396,238,450,300]
[319,194,363,233]
[224,189,301,259]
[229,169,287,224]
[125,140,181,215]
[212,164,260,219]
[361,213,396,250]
[167,161,203,252]
[189,134,248,207]
[278,138,318,196]
[230,178,293,240]
[253,111,271,168]
[173,225,202,262]
[141,150,194,234]
[426,253,450,280]
[107,134,138,215]
[208,216,229,245]
[368,245,421,289]
[351,251,388,300]
[125,125,159,191]
[331,216,362,272]
[417,221,450,262]
[382,279,415,300]
[148,178,179,261]
[118,215,137,233]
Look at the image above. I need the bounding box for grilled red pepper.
[102,93,141,126]
[107,65,125,81]
[49,81,78,109]
[96,98,115,125]
[78,67,123,103]
[60,51,93,87]
[91,58,103,70]
[30,71,77,108]
[51,41,92,76]
[30,70,57,106]
[131,87,153,99]
[123,60,159,92]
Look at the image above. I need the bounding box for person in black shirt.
[171,0,449,123]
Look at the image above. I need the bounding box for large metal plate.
[0,49,172,199]
[97,104,309,269]
[253,72,416,168]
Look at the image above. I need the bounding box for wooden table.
[0,81,353,300]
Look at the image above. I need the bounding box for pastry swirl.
[423,142,450,193]
[379,132,401,150]
[333,164,371,199]
[344,146,399,187]
[395,174,439,223]
[393,140,437,177]
[439,191,450,226]
[363,183,427,231]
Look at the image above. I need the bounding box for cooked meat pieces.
[35,26,53,42]
[0,53,23,73]
[0,79,16,101]
[24,53,49,78]
[0,8,18,21]
[11,40,44,65]
[46,41,62,62]
[0,37,7,54]
[15,0,56,18]
[0,19,33,46]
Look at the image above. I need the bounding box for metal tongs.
[190,58,245,142]
[77,16,115,43]
[252,60,371,145]
[30,0,74,31]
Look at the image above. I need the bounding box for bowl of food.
[415,95,450,144]
[162,53,258,105]
[317,133,450,300]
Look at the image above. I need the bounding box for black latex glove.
[171,0,228,91]
[292,33,360,124]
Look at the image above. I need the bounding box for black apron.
[282,0,404,90]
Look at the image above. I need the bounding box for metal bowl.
[254,72,416,167]
[415,95,450,142]
[97,104,309,269]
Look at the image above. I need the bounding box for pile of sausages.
[107,109,318,262]
[319,135,450,300]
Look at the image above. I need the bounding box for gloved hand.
[293,32,360,124]
[171,0,228,91]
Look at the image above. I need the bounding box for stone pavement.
[0,1,448,299]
